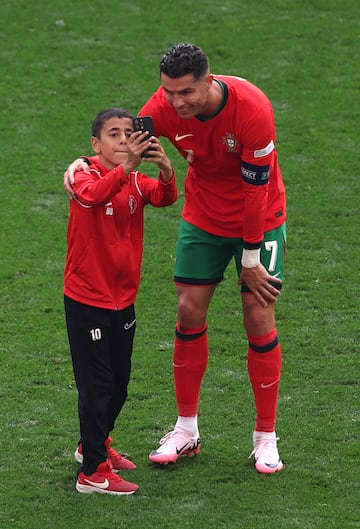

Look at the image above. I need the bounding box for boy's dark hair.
[159,43,209,80]
[92,108,134,138]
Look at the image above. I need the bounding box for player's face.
[91,117,133,169]
[161,72,212,119]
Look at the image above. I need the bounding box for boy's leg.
[107,304,136,432]
[64,296,112,475]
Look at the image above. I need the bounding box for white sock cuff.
[175,416,199,437]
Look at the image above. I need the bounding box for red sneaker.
[76,461,139,495]
[105,437,137,471]
[74,436,136,471]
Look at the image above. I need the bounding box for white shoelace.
[250,433,280,463]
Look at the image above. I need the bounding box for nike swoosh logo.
[84,478,109,489]
[260,378,280,389]
[271,272,281,279]
[176,440,198,455]
[124,319,136,330]
[175,133,194,141]
[265,461,281,468]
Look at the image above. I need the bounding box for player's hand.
[64,159,90,198]
[238,263,282,307]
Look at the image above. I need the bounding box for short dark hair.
[92,108,134,138]
[159,43,209,80]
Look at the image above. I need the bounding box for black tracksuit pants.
[64,295,136,475]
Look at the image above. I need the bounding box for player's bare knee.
[243,303,276,335]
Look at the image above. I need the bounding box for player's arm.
[238,106,282,305]
[238,159,281,306]
[64,157,92,198]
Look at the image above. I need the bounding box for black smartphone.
[132,116,155,158]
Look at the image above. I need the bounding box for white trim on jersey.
[254,140,275,158]
[73,197,93,208]
[133,171,144,199]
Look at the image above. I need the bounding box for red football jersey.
[139,75,286,244]
[64,157,177,310]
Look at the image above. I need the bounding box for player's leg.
[149,220,232,464]
[238,224,286,473]
[149,284,214,464]
[243,297,284,473]
[174,282,215,423]
[242,296,283,445]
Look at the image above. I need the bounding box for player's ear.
[91,136,101,154]
[206,73,213,87]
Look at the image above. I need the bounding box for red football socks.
[173,323,208,416]
[247,328,282,432]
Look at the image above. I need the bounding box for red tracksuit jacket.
[64,156,177,310]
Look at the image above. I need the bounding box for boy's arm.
[138,170,177,208]
[73,164,128,206]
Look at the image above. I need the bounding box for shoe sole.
[74,448,82,464]
[76,483,138,495]
[149,445,201,465]
[255,461,284,474]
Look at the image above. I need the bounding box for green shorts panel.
[174,220,287,289]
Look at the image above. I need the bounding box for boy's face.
[91,117,133,169]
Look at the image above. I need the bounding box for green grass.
[0,0,359,528]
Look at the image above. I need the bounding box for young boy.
[64,108,177,495]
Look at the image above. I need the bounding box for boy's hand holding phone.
[131,116,174,182]
[132,116,155,158]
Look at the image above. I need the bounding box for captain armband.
[241,161,270,186]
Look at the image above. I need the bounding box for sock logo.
[260,378,280,389]
[172,362,185,368]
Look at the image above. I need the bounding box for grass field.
[0,0,359,528]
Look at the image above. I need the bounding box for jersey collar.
[196,79,228,121]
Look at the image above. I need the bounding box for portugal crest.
[222,133,239,152]
[128,195,137,214]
